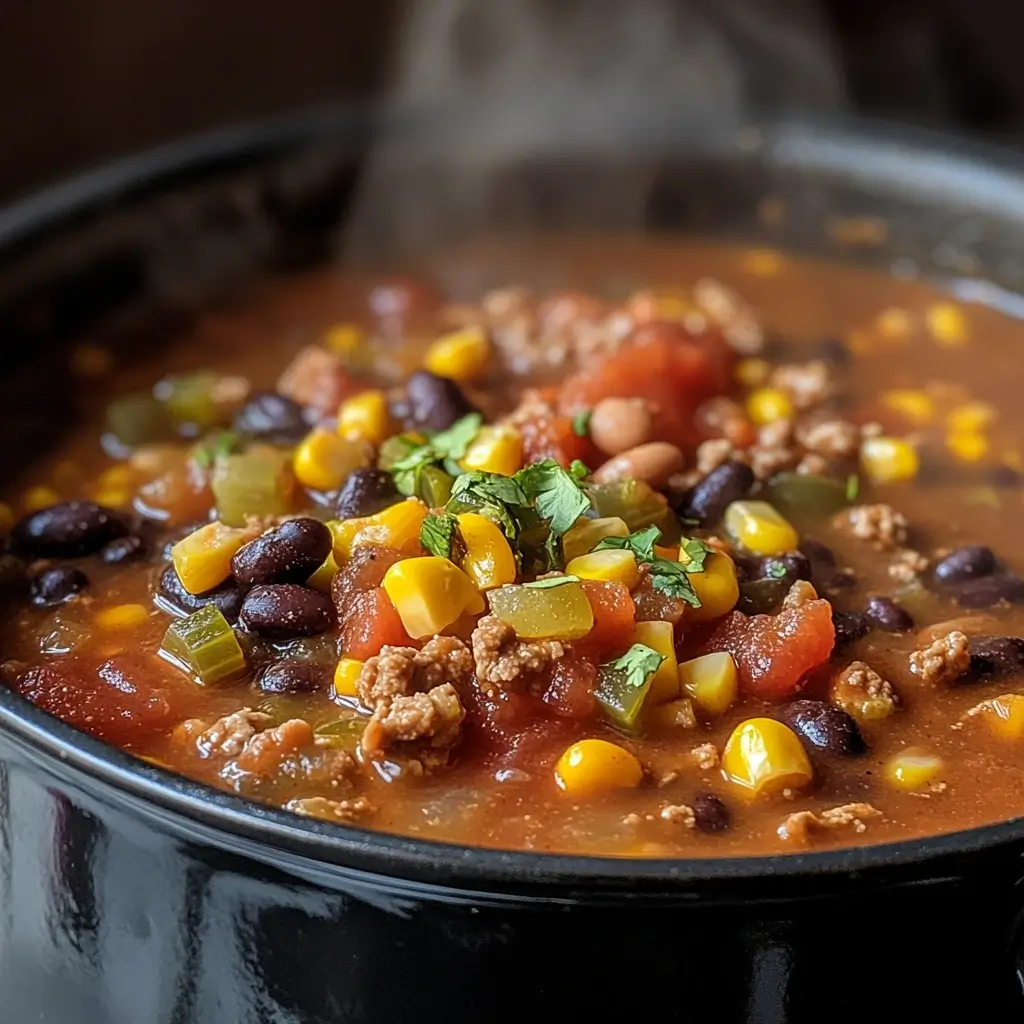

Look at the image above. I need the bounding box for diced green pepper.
[417,466,455,508]
[211,448,295,527]
[487,580,594,640]
[159,605,247,685]
[106,392,174,448]
[155,372,226,431]
[594,662,655,731]
[588,479,675,535]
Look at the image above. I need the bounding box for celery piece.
[211,448,294,527]
[588,479,674,534]
[417,466,455,508]
[155,372,222,431]
[106,392,174,448]
[487,580,594,640]
[594,661,655,731]
[159,605,247,685]
[767,473,848,521]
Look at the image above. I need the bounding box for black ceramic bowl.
[2,109,1024,1024]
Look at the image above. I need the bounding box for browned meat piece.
[276,345,352,415]
[769,360,833,409]
[888,548,929,583]
[286,796,376,823]
[778,802,882,844]
[471,614,565,693]
[357,636,474,708]
[692,278,765,354]
[361,683,464,759]
[234,718,314,775]
[910,631,970,685]
[690,743,720,770]
[196,709,272,757]
[782,580,819,611]
[831,661,897,722]
[695,438,740,475]
[659,804,697,827]
[795,418,860,459]
[834,503,909,550]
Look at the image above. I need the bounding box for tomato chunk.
[519,412,597,468]
[341,587,414,659]
[701,599,835,700]
[331,547,406,621]
[542,651,598,719]
[579,579,636,659]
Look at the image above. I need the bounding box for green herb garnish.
[192,430,242,470]
[523,574,581,590]
[845,473,860,502]
[766,561,788,579]
[388,413,483,495]
[420,511,460,559]
[571,409,593,437]
[680,537,713,574]
[514,458,591,537]
[594,525,702,606]
[603,643,666,690]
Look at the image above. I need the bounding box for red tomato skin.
[341,588,414,660]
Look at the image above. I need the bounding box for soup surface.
[2,237,1024,857]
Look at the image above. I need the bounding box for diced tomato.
[496,716,580,776]
[556,322,734,450]
[700,599,835,700]
[578,580,636,659]
[542,652,598,719]
[341,588,414,659]
[331,546,406,621]
[519,412,598,468]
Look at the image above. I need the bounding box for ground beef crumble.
[195,709,272,757]
[286,795,376,823]
[660,804,697,828]
[690,743,720,770]
[831,661,898,721]
[769,360,833,409]
[778,802,882,844]
[909,631,971,685]
[888,548,929,583]
[834,503,909,550]
[782,579,819,611]
[234,719,315,776]
[357,636,473,707]
[795,418,860,459]
[471,614,565,693]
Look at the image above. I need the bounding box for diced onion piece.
[212,448,296,527]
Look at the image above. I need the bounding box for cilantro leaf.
[430,413,483,461]
[569,459,590,481]
[524,574,581,590]
[420,511,459,559]
[594,524,660,561]
[603,643,666,689]
[845,473,860,502]
[680,538,713,574]
[514,459,591,537]
[766,560,788,579]
[387,415,482,497]
[571,409,592,437]
[193,430,241,470]
[594,525,702,607]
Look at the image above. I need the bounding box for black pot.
[2,108,1024,1023]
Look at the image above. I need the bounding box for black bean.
[30,566,89,608]
[231,518,332,587]
[956,572,1024,609]
[864,595,914,632]
[682,460,755,527]
[156,565,247,623]
[966,636,1024,681]
[405,370,477,432]
[779,699,866,756]
[239,584,335,639]
[258,659,332,694]
[335,468,401,520]
[12,501,128,558]
[832,610,871,648]
[101,534,148,565]
[800,537,837,575]
[692,792,731,833]
[933,545,997,586]
[738,578,789,615]
[233,391,309,443]
[761,552,812,587]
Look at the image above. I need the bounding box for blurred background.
[3,0,1024,203]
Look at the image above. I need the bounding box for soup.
[2,238,1022,857]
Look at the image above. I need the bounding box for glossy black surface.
[2,110,1024,1022]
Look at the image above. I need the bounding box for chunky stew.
[2,239,1024,856]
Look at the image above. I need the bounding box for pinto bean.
[588,397,654,456]
[591,442,685,489]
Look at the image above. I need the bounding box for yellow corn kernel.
[723,718,813,797]
[338,390,391,445]
[740,249,784,277]
[734,357,770,388]
[927,302,968,348]
[632,620,679,703]
[745,387,794,426]
[460,425,523,477]
[424,326,491,382]
[685,551,739,623]
[946,430,989,464]
[562,516,630,562]
[456,512,517,590]
[324,323,366,356]
[171,521,259,596]
[0,502,13,533]
[333,657,364,698]
[884,749,945,791]
[382,556,485,638]
[680,651,738,715]
[967,693,1024,741]
[860,436,919,485]
[881,389,935,426]
[723,500,799,557]
[98,464,135,490]
[306,550,340,592]
[93,489,131,509]
[292,428,369,492]
[332,498,427,561]
[94,604,151,631]
[22,486,60,512]
[876,308,911,341]
[945,401,996,433]
[554,738,643,794]
[566,549,641,589]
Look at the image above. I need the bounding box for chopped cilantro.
[571,409,592,437]
[420,511,460,559]
[845,473,860,502]
[514,459,591,537]
[431,413,483,461]
[680,537,713,574]
[524,574,581,590]
[594,525,702,607]
[603,643,666,689]
[766,560,788,579]
[193,430,241,470]
[569,459,590,481]
[388,414,482,496]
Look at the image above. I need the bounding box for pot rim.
[4,103,1024,890]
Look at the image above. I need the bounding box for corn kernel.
[94,604,151,631]
[456,512,517,590]
[0,502,13,532]
[93,489,131,509]
[746,387,794,426]
[860,436,919,485]
[632,621,679,703]
[876,308,911,341]
[382,556,485,638]
[881,389,935,426]
[333,657,364,698]
[562,517,630,562]
[171,521,260,595]
[293,428,369,492]
[884,749,945,791]
[966,693,1024,741]
[22,486,60,512]
[945,401,996,433]
[722,718,813,797]
[680,651,738,715]
[324,323,366,356]
[424,326,491,382]
[307,550,340,592]
[98,464,135,489]
[338,390,391,445]
[946,430,990,464]
[332,498,427,561]
[927,302,968,348]
[685,551,739,622]
[460,425,523,477]
[566,549,641,589]
[723,500,799,557]
[734,357,770,388]
[554,738,643,794]
[740,249,784,277]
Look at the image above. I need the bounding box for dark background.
[3,1,1024,202]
